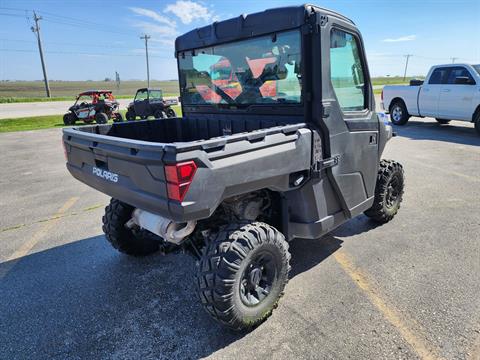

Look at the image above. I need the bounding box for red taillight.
[381,89,384,101]
[164,161,197,202]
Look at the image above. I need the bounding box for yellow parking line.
[334,251,442,360]
[0,196,79,279]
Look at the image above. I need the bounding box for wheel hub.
[386,175,401,208]
[248,267,262,288]
[240,252,276,307]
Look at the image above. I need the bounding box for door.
[133,89,149,117]
[438,66,476,120]
[418,67,448,117]
[319,22,379,217]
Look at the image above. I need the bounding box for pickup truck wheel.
[102,199,161,256]
[95,112,109,124]
[196,222,290,331]
[389,101,409,125]
[364,160,405,223]
[474,111,480,135]
[435,118,451,125]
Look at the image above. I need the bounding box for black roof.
[175,4,354,52]
[136,88,162,92]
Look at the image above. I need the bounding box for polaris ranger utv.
[62,5,405,331]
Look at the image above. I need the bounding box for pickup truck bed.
[63,115,313,222]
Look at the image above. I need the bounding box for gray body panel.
[63,4,391,241]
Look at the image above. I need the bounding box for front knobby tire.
[196,222,291,331]
[365,160,405,223]
[95,112,109,124]
[102,198,161,256]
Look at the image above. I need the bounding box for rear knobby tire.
[102,198,161,256]
[166,108,176,118]
[389,100,409,125]
[196,222,290,331]
[435,118,451,125]
[154,110,166,119]
[95,112,109,124]
[113,112,123,122]
[365,160,405,223]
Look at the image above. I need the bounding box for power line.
[0,48,172,59]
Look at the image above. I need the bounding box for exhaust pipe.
[129,209,196,245]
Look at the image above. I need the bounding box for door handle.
[442,89,451,92]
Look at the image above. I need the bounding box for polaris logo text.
[92,167,119,183]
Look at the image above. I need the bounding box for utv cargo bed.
[63,116,312,222]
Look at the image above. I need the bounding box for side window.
[428,68,449,84]
[330,28,366,112]
[446,67,475,84]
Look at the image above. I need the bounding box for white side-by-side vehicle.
[382,64,480,134]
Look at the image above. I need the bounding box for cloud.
[131,21,177,37]
[129,7,176,27]
[164,1,214,24]
[382,35,416,43]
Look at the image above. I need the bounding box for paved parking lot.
[0,117,479,359]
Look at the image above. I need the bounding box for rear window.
[446,67,475,84]
[428,68,449,84]
[473,65,480,76]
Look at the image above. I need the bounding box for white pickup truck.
[382,64,480,134]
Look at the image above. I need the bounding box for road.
[0,117,479,359]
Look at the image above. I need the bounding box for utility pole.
[451,57,459,64]
[403,54,413,81]
[140,34,151,88]
[31,11,51,98]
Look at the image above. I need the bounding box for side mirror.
[455,76,474,85]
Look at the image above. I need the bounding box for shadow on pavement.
[394,119,480,146]
[0,231,343,359]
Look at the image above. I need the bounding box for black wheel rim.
[385,174,402,208]
[240,251,277,307]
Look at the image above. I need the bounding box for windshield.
[149,89,163,100]
[473,65,480,76]
[135,90,148,101]
[178,29,302,107]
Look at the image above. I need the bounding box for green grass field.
[0,77,419,103]
[0,106,182,133]
[0,80,179,103]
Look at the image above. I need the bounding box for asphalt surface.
[1,116,479,359]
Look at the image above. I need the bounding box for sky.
[0,0,479,81]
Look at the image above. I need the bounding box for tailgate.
[63,128,172,218]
